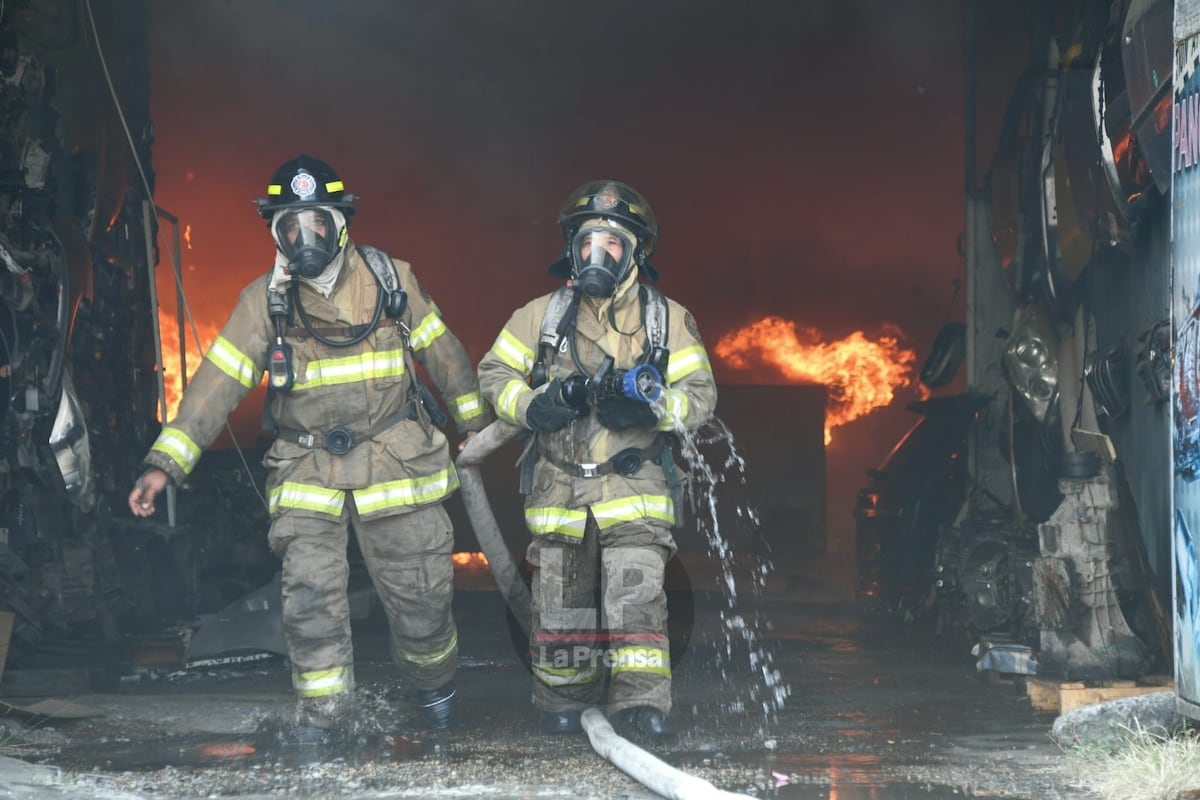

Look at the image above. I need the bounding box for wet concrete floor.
[0,558,1093,799]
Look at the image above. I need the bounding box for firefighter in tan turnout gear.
[128,155,491,736]
[477,180,716,739]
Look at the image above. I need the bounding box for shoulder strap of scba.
[356,245,402,295]
[265,244,401,318]
[261,246,449,432]
[530,284,670,388]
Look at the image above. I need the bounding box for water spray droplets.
[652,403,791,723]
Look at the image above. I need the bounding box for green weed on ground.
[1061,722,1200,800]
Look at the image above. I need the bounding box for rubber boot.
[277,693,355,749]
[612,705,674,740]
[416,682,457,730]
[539,710,582,734]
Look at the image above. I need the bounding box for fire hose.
[454,419,531,637]
[456,420,754,800]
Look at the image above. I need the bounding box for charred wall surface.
[0,0,276,668]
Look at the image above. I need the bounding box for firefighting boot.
[539,710,583,734]
[280,693,356,749]
[416,682,457,731]
[612,706,674,741]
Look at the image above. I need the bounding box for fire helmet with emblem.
[256,155,356,279]
[550,180,660,289]
[255,155,356,219]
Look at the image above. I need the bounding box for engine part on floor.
[455,420,532,636]
[934,515,1038,636]
[580,707,754,800]
[1035,465,1152,679]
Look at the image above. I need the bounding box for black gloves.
[527,371,659,432]
[597,396,659,431]
[526,378,585,432]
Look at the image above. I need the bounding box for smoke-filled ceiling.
[146,0,1028,448]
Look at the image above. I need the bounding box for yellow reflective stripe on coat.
[525,506,588,539]
[655,387,690,431]
[448,390,485,423]
[497,379,530,425]
[294,349,406,389]
[268,482,346,517]
[352,467,460,514]
[591,494,675,529]
[399,630,458,667]
[409,311,447,352]
[151,426,202,474]
[532,662,599,687]
[666,345,712,384]
[490,329,535,374]
[610,646,671,677]
[206,335,261,389]
[293,665,353,697]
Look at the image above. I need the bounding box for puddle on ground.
[773,786,1004,799]
[38,737,1036,799]
[34,730,449,771]
[669,751,1031,799]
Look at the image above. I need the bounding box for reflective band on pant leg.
[528,525,604,711]
[293,665,355,697]
[602,539,673,713]
[272,514,355,688]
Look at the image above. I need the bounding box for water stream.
[658,402,792,728]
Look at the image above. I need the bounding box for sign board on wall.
[1173,0,1200,720]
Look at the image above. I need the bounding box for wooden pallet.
[1025,675,1175,714]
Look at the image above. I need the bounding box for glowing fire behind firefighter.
[715,315,920,444]
[157,313,221,420]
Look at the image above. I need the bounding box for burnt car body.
[855,395,979,611]
[863,0,1174,681]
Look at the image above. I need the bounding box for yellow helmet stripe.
[326,180,344,193]
[267,184,282,196]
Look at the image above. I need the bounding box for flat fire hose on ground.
[581,709,755,800]
[457,421,755,800]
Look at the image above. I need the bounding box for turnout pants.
[527,513,673,714]
[268,499,459,707]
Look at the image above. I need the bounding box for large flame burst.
[715,316,919,444]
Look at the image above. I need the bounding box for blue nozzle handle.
[622,364,663,403]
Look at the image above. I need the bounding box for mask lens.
[275,208,337,262]
[570,224,634,292]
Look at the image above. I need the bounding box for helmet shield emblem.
[290,170,318,200]
[593,184,620,211]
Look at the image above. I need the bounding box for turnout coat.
[143,243,490,520]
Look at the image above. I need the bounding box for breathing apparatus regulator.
[255,156,408,391]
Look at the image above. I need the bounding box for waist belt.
[276,401,415,455]
[540,436,670,478]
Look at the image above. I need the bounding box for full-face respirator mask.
[272,207,347,279]
[568,222,636,299]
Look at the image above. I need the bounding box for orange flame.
[184,223,193,250]
[157,309,220,420]
[451,551,490,570]
[715,316,919,444]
